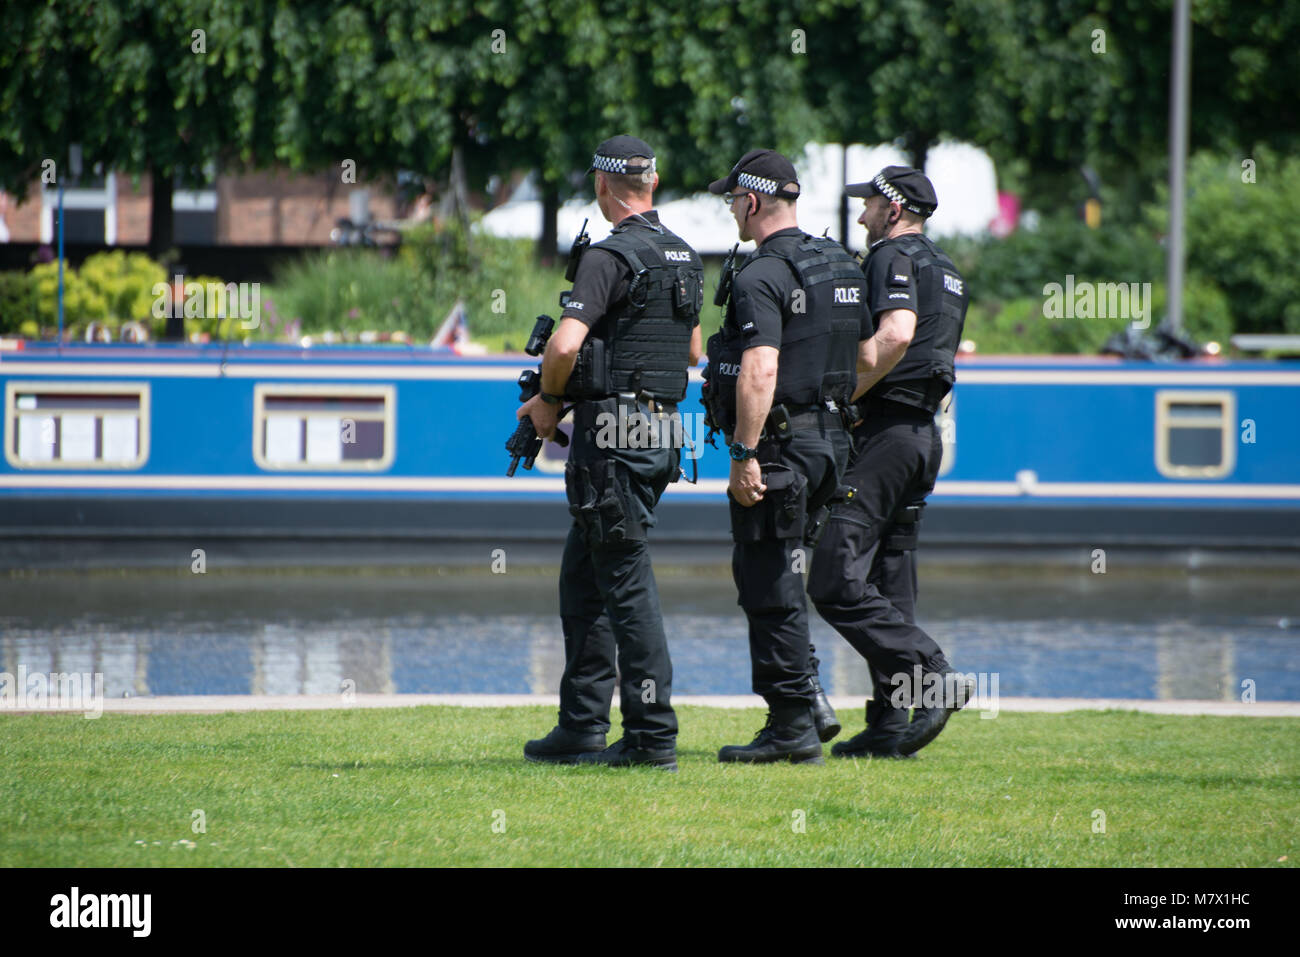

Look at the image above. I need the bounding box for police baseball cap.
[708,149,801,200]
[587,135,656,175]
[845,166,938,217]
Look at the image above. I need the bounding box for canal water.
[2,564,1298,702]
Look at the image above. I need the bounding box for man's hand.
[517,394,559,440]
[729,458,766,507]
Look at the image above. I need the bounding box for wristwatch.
[728,441,758,461]
[539,392,562,405]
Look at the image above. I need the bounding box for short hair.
[601,164,655,198]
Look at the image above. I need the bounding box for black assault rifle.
[714,243,740,307]
[505,314,570,476]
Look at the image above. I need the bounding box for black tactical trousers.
[557,397,679,749]
[729,415,848,706]
[808,401,950,730]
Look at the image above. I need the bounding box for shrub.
[942,211,1164,304]
[264,219,573,348]
[28,251,176,338]
[0,271,36,335]
[78,251,167,323]
[962,279,1235,355]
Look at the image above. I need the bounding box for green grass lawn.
[1,706,1295,867]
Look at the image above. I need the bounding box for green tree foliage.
[1149,147,1300,335]
[2,1,1296,258]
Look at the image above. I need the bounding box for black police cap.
[587,135,656,175]
[845,166,938,217]
[708,149,801,200]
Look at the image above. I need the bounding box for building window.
[173,188,218,244]
[4,381,149,469]
[1155,390,1235,479]
[41,171,116,245]
[253,385,394,471]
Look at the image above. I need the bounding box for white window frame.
[4,380,150,470]
[252,384,395,472]
[1155,389,1236,479]
[41,172,116,245]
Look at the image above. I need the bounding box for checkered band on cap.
[592,154,655,174]
[874,173,905,205]
[737,172,779,195]
[873,172,931,214]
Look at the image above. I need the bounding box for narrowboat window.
[253,385,394,471]
[4,382,149,469]
[1155,390,1235,479]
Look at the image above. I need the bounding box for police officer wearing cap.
[703,149,869,764]
[520,135,704,771]
[808,166,974,758]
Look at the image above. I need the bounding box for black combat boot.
[896,669,975,756]
[830,727,914,759]
[576,736,678,771]
[524,725,606,764]
[717,702,824,764]
[810,676,841,743]
[833,694,912,758]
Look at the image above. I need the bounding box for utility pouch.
[674,266,703,316]
[566,460,639,547]
[766,404,793,441]
[805,483,856,547]
[566,337,610,400]
[883,503,924,551]
[728,465,808,544]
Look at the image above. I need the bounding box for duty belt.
[761,402,845,441]
[616,391,678,414]
[865,380,945,416]
[857,394,936,421]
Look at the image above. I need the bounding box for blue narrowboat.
[1,340,1298,552]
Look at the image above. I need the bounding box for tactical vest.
[704,233,865,431]
[866,233,968,412]
[565,220,703,404]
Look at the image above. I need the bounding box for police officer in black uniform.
[703,149,868,764]
[520,135,703,771]
[808,166,974,758]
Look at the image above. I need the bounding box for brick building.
[0,169,401,247]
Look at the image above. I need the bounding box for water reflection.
[2,569,1297,701]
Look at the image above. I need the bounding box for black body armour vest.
[704,233,866,431]
[565,221,703,404]
[866,233,968,412]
